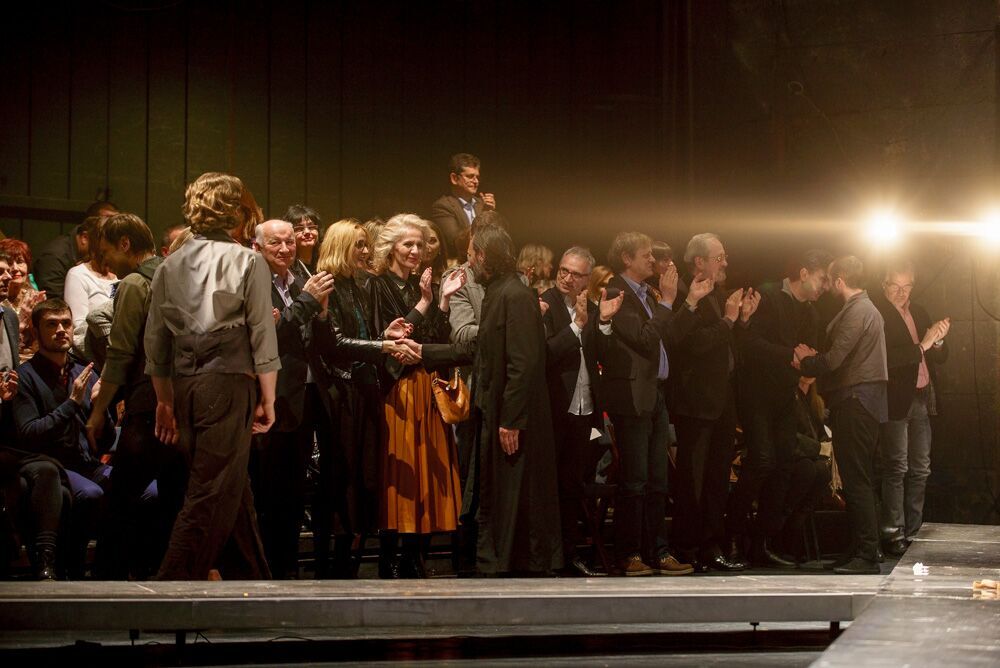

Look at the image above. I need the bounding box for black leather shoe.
[35,547,57,581]
[378,558,401,579]
[832,557,880,575]
[399,554,427,579]
[565,556,604,577]
[725,536,748,568]
[755,538,798,569]
[884,537,910,558]
[706,553,746,572]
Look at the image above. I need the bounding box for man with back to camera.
[430,153,497,261]
[798,256,888,575]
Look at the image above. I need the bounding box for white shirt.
[64,263,116,349]
[565,298,612,416]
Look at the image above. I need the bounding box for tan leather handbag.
[431,368,470,424]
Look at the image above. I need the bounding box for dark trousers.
[609,387,670,562]
[829,397,880,562]
[250,386,320,579]
[727,391,798,537]
[554,411,603,560]
[99,411,188,579]
[17,460,64,564]
[156,373,270,580]
[673,394,737,558]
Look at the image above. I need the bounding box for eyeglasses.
[884,282,913,294]
[293,224,319,234]
[707,253,729,264]
[557,267,590,281]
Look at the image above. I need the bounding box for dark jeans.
[250,385,323,579]
[156,373,270,580]
[609,387,670,562]
[879,393,932,539]
[727,391,798,537]
[99,411,187,579]
[673,393,737,558]
[830,397,880,562]
[554,411,604,560]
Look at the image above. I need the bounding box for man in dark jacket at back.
[872,258,948,556]
[34,201,117,300]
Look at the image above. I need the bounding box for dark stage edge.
[815,522,1000,667]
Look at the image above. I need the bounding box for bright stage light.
[865,209,902,246]
[979,210,1000,245]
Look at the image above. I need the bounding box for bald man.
[250,219,335,578]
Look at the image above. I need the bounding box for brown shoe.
[654,554,694,575]
[619,555,655,577]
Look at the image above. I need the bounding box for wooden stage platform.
[0,523,996,666]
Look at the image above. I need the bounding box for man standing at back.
[430,153,497,261]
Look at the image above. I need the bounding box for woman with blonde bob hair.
[368,213,466,578]
[308,219,412,577]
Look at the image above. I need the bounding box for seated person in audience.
[0,238,46,360]
[12,299,122,576]
[34,200,117,300]
[64,216,116,351]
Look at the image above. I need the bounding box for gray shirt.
[145,232,280,378]
[801,290,888,421]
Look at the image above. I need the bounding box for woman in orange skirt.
[369,213,466,577]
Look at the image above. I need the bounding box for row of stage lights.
[865,208,1000,247]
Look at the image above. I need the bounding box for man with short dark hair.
[602,231,698,576]
[729,249,832,567]
[541,246,622,576]
[160,224,186,257]
[872,259,949,556]
[429,153,497,260]
[35,201,118,300]
[799,256,888,575]
[86,213,182,578]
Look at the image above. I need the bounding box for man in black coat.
[250,219,334,578]
[669,233,759,572]
[872,258,949,556]
[728,249,832,567]
[411,223,562,575]
[601,232,703,577]
[541,246,622,576]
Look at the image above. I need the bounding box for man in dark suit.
[873,258,949,556]
[250,219,334,578]
[669,233,759,572]
[541,246,622,576]
[429,153,497,260]
[601,232,703,577]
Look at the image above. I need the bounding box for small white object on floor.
[912,562,929,576]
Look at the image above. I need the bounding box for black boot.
[378,531,400,579]
[399,535,427,579]
[753,535,798,568]
[331,535,358,579]
[35,545,57,581]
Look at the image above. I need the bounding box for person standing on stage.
[872,258,949,556]
[145,172,277,580]
[429,153,497,260]
[799,255,887,575]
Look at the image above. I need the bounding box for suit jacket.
[1,307,18,368]
[270,273,322,432]
[600,274,694,417]
[429,194,485,259]
[540,287,609,428]
[873,294,948,421]
[669,286,744,421]
[33,234,79,301]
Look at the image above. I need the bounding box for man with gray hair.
[670,232,759,572]
[250,219,334,578]
[540,246,623,576]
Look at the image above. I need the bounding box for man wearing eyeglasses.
[872,258,948,558]
[251,220,335,578]
[430,153,497,260]
[670,233,759,572]
[540,247,623,576]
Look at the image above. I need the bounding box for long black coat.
[423,271,562,574]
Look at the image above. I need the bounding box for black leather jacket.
[311,272,382,384]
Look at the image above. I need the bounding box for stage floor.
[0,523,996,666]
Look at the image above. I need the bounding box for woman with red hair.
[0,238,45,359]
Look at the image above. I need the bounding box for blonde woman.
[368,213,465,578]
[516,243,554,294]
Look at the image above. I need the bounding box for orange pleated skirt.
[381,367,462,533]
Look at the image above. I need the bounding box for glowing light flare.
[979,210,1000,246]
[864,209,903,246]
